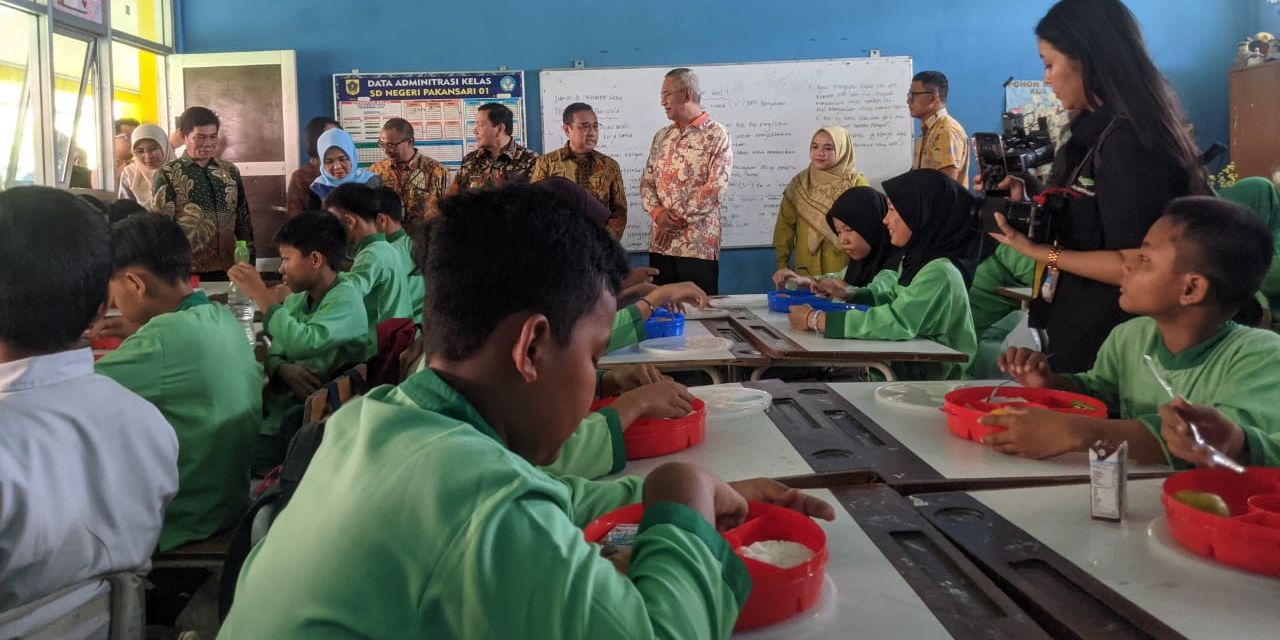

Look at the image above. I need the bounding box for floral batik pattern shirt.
[152,155,254,273]
[454,140,539,192]
[913,109,970,188]
[640,113,733,260]
[370,151,450,225]
[531,145,628,239]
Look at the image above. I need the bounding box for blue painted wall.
[180,0,1250,294]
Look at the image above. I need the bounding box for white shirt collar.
[922,108,949,130]
[0,348,94,394]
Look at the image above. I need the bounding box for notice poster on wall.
[331,71,526,171]
[1003,80,1068,146]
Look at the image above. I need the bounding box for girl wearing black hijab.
[773,187,900,297]
[790,169,981,380]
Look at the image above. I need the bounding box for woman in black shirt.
[988,0,1209,372]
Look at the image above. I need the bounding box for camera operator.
[985,0,1209,373]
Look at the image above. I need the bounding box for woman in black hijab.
[789,169,980,380]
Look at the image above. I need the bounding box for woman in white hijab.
[116,124,174,210]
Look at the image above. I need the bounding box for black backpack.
[217,418,327,618]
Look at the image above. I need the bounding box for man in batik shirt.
[454,103,538,192]
[152,106,253,278]
[369,117,449,225]
[640,68,733,295]
[531,102,627,239]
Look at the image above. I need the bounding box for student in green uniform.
[608,281,709,352]
[93,215,261,550]
[788,170,981,380]
[968,244,1038,377]
[1217,177,1280,329]
[373,186,425,325]
[325,183,413,340]
[988,197,1280,467]
[219,184,834,639]
[228,211,375,474]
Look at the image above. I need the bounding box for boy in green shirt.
[93,215,261,550]
[220,184,833,638]
[987,197,1280,467]
[374,186,425,325]
[325,183,413,340]
[229,211,375,473]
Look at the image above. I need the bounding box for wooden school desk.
[709,295,966,381]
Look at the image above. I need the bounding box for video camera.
[970,112,1064,244]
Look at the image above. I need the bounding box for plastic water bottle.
[227,240,257,345]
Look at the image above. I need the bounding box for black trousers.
[648,253,719,295]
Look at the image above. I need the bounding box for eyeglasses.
[906,91,936,101]
[379,138,409,150]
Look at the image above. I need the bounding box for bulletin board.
[331,71,527,171]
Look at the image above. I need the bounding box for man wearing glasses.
[640,68,733,295]
[908,70,970,187]
[369,118,449,224]
[530,102,627,239]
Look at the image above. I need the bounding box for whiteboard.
[540,57,914,251]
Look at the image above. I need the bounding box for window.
[0,5,40,188]
[0,0,172,192]
[111,0,169,46]
[52,32,102,188]
[112,40,165,129]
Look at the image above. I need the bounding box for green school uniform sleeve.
[1135,331,1280,468]
[541,409,626,479]
[264,286,371,377]
[554,473,644,527]
[1242,426,1280,467]
[822,259,976,380]
[608,304,647,352]
[823,260,953,340]
[847,268,900,306]
[968,244,1036,334]
[442,494,747,639]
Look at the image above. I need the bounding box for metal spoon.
[1142,355,1245,473]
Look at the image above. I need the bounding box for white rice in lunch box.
[739,540,814,568]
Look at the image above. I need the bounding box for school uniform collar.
[396,367,503,445]
[922,109,949,131]
[1154,320,1239,370]
[354,232,388,253]
[386,229,408,243]
[0,348,94,394]
[176,290,212,312]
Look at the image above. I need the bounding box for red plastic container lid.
[1161,467,1280,578]
[941,385,1107,443]
[591,397,707,460]
[583,500,829,630]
